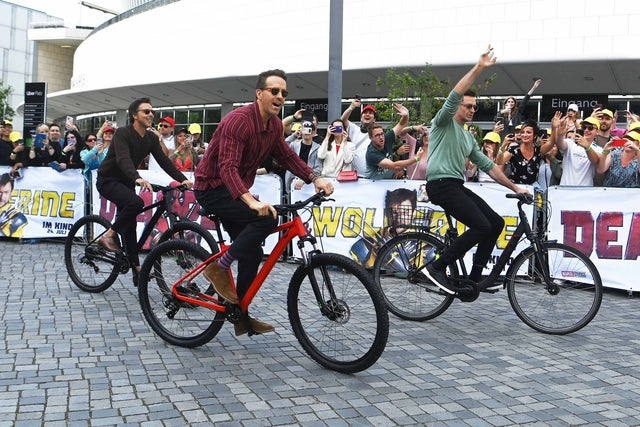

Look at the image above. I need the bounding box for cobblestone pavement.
[2,239,640,426]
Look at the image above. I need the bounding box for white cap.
[567,103,579,112]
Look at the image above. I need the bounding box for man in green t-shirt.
[424,46,529,295]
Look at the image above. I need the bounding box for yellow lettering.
[313,206,342,237]
[40,191,60,216]
[498,216,518,249]
[31,190,41,215]
[60,193,76,218]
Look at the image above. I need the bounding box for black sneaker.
[425,264,456,295]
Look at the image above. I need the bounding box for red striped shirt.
[194,101,315,199]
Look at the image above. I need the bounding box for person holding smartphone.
[495,78,542,139]
[596,130,640,188]
[56,129,85,170]
[316,119,355,178]
[552,112,602,186]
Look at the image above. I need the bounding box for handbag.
[336,169,358,182]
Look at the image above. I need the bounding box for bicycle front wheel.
[506,242,603,335]
[373,232,456,321]
[64,215,120,293]
[156,221,219,255]
[138,239,225,348]
[287,253,389,373]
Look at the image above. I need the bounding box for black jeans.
[96,177,144,267]
[195,186,278,298]
[425,178,504,277]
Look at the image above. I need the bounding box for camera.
[301,126,313,135]
[334,125,342,134]
[576,129,585,136]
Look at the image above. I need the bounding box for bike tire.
[64,215,120,293]
[138,239,225,348]
[287,253,389,373]
[506,242,603,335]
[373,232,456,321]
[156,221,219,255]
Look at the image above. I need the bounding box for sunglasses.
[86,138,97,142]
[461,103,479,111]
[262,87,289,97]
[160,124,172,128]
[581,125,596,131]
[137,109,155,115]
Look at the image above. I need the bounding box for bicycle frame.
[170,212,316,313]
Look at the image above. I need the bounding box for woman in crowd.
[496,120,554,184]
[402,125,428,180]
[466,131,501,182]
[596,131,640,188]
[57,129,85,170]
[316,119,354,178]
[495,79,542,139]
[170,128,200,172]
[80,127,113,180]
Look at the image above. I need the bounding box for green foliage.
[0,81,14,120]
[375,64,497,125]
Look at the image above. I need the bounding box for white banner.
[0,166,85,239]
[548,186,640,292]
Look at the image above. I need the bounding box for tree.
[0,80,15,121]
[374,63,496,125]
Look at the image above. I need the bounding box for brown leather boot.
[203,262,238,303]
[97,234,122,253]
[234,316,275,336]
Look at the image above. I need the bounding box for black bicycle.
[373,193,603,335]
[65,183,218,293]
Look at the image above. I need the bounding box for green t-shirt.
[426,90,494,181]
[365,129,397,180]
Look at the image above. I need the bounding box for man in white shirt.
[148,116,175,171]
[552,114,602,186]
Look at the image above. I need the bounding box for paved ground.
[2,238,640,426]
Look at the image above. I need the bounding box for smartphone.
[576,129,585,136]
[495,118,503,125]
[301,109,314,122]
[334,125,342,134]
[355,94,361,101]
[611,139,626,147]
[402,139,409,145]
[49,161,65,172]
[65,116,74,127]
[34,133,47,149]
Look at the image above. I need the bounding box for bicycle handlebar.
[149,183,189,193]
[274,191,332,215]
[506,193,534,204]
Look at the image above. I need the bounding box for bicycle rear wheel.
[64,215,120,293]
[373,232,456,321]
[506,242,603,335]
[287,253,389,373]
[138,239,225,348]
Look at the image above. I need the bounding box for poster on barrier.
[90,169,283,252]
[290,180,530,272]
[0,166,85,239]
[548,186,640,292]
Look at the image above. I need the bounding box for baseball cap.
[580,117,600,129]
[623,130,640,141]
[291,123,302,132]
[362,105,376,114]
[567,104,579,112]
[628,122,640,132]
[176,127,190,135]
[188,123,201,134]
[483,131,501,144]
[601,109,614,118]
[2,119,12,126]
[103,126,115,134]
[159,116,175,127]
[9,131,23,143]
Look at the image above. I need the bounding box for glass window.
[189,109,204,124]
[474,99,498,122]
[205,108,221,123]
[174,109,188,125]
[202,124,217,142]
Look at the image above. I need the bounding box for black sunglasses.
[262,87,289,97]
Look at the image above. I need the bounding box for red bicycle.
[137,191,389,373]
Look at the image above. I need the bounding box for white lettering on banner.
[300,102,328,112]
[551,98,600,110]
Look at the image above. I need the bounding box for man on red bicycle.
[194,69,334,336]
[424,46,529,295]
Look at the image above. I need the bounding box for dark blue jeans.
[195,186,277,298]
[425,178,504,279]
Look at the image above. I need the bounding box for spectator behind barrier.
[496,120,554,185]
[285,121,321,190]
[316,119,355,178]
[170,128,200,172]
[57,129,85,170]
[552,113,602,186]
[596,130,640,188]
[494,79,542,140]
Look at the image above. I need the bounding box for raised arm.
[551,111,568,152]
[341,98,362,128]
[391,103,410,136]
[453,45,497,95]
